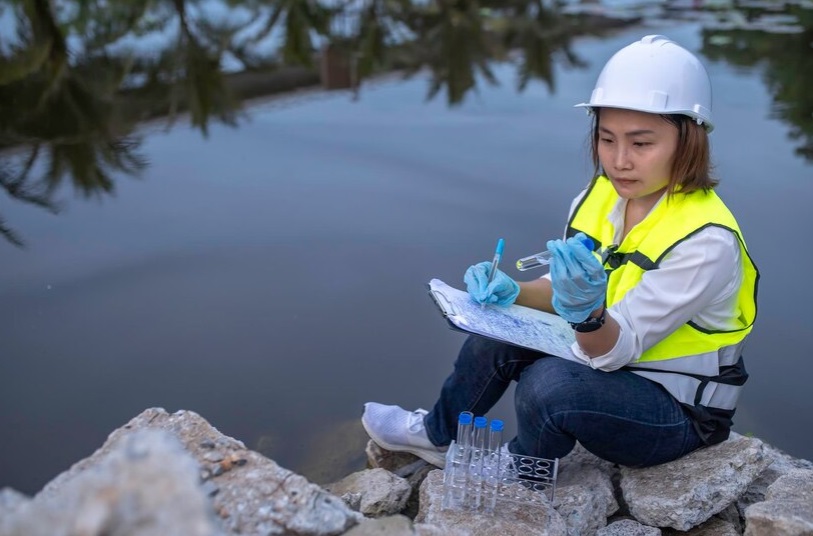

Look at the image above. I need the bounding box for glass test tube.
[516,250,554,271]
[443,411,474,510]
[456,411,474,447]
[516,236,596,271]
[482,419,504,511]
[468,416,488,509]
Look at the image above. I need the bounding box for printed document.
[428,279,579,360]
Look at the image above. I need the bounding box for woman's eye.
[600,138,613,143]
[633,141,651,147]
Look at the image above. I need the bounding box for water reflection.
[393,2,587,102]
[0,0,593,245]
[698,4,813,161]
[0,0,148,245]
[1,0,811,246]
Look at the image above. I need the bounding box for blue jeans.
[424,336,705,467]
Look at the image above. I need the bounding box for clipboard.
[427,278,578,360]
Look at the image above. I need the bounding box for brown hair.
[589,110,718,196]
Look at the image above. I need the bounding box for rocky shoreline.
[1,408,811,536]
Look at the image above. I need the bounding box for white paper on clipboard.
[428,278,579,361]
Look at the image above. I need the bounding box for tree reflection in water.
[699,4,813,162]
[0,0,811,245]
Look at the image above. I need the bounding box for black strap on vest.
[564,227,658,274]
[601,245,658,272]
[624,356,748,445]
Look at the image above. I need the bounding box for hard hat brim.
[573,102,715,133]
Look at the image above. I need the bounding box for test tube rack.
[441,440,558,513]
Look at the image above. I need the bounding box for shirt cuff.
[570,309,632,372]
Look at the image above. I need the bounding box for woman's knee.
[514,359,594,422]
[457,336,537,376]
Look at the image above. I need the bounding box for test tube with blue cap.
[443,411,474,509]
[468,416,489,509]
[457,411,474,440]
[515,236,595,271]
[482,419,504,511]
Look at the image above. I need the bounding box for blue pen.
[483,238,505,308]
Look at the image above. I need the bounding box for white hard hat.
[575,35,714,132]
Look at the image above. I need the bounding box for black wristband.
[569,308,606,333]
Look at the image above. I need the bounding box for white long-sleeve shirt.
[545,189,743,372]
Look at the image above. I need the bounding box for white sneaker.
[361,402,448,468]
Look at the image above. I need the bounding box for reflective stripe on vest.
[566,176,759,413]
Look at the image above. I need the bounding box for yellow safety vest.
[567,176,759,444]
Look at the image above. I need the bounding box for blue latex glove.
[464,261,520,307]
[548,233,607,323]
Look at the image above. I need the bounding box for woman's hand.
[548,233,607,323]
[464,262,520,307]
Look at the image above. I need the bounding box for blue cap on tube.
[489,419,504,432]
[474,416,488,429]
[579,236,594,251]
[458,412,473,425]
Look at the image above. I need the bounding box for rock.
[744,468,813,535]
[621,434,770,530]
[554,464,619,536]
[7,406,812,536]
[338,492,363,511]
[0,429,224,536]
[415,469,568,535]
[332,514,450,536]
[365,440,435,518]
[0,488,30,535]
[597,519,662,535]
[0,488,29,511]
[325,468,412,517]
[37,408,361,536]
[762,468,813,504]
[673,516,740,535]
[555,442,623,534]
[737,441,813,515]
[342,514,416,535]
[413,522,450,535]
[712,503,744,533]
[343,514,444,536]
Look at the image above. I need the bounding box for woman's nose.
[613,146,633,170]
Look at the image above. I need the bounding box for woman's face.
[597,108,679,205]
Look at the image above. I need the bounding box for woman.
[362,35,759,468]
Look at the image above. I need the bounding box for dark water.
[2,8,812,493]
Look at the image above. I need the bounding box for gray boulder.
[543,442,621,535]
[6,406,813,536]
[325,468,412,517]
[18,408,361,536]
[365,440,436,518]
[679,516,741,535]
[339,514,448,535]
[0,488,29,534]
[597,519,661,535]
[122,408,362,536]
[744,468,813,535]
[415,469,568,535]
[342,514,416,535]
[621,434,769,530]
[554,464,619,536]
[0,429,224,536]
[738,442,813,515]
